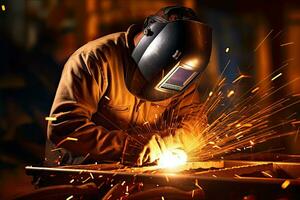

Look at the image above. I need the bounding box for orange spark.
[45,116,57,121]
[281,180,290,189]
[271,73,282,81]
[227,90,235,98]
[66,195,74,200]
[280,42,294,47]
[66,137,78,141]
[251,87,259,93]
[232,74,251,83]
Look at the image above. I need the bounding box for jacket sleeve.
[163,85,208,155]
[47,52,129,163]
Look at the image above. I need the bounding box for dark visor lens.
[160,66,196,91]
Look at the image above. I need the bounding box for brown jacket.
[45,25,206,166]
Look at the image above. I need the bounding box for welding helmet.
[126,6,212,101]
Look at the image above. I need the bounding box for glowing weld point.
[45,116,57,121]
[104,96,110,100]
[225,47,230,53]
[209,91,213,97]
[157,149,187,168]
[161,196,165,200]
[281,180,290,189]
[227,90,235,98]
[271,73,282,81]
[1,5,5,11]
[250,140,255,145]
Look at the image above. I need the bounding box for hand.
[137,134,167,166]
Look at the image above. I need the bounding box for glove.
[137,134,167,166]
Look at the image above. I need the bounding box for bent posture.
[45,6,212,167]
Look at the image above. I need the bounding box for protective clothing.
[45,24,207,166]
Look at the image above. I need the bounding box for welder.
[45,5,212,167]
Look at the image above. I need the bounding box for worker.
[45,5,212,167]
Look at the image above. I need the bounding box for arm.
[48,53,129,163]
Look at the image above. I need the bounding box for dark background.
[0,0,300,199]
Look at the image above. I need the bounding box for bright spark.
[254,29,273,51]
[66,137,78,141]
[66,195,74,200]
[50,148,63,152]
[157,149,187,168]
[125,185,129,195]
[82,177,90,183]
[225,47,230,53]
[251,87,259,93]
[1,5,5,11]
[90,172,94,179]
[56,137,78,147]
[262,171,273,178]
[45,116,57,121]
[281,180,290,189]
[280,42,294,47]
[227,90,235,98]
[232,74,251,83]
[271,73,282,81]
[195,179,202,190]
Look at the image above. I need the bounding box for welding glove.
[137,134,167,166]
[137,133,187,166]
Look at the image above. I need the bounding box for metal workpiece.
[26,157,300,199]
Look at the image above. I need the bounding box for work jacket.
[45,25,207,166]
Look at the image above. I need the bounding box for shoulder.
[64,32,126,75]
[73,32,126,60]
